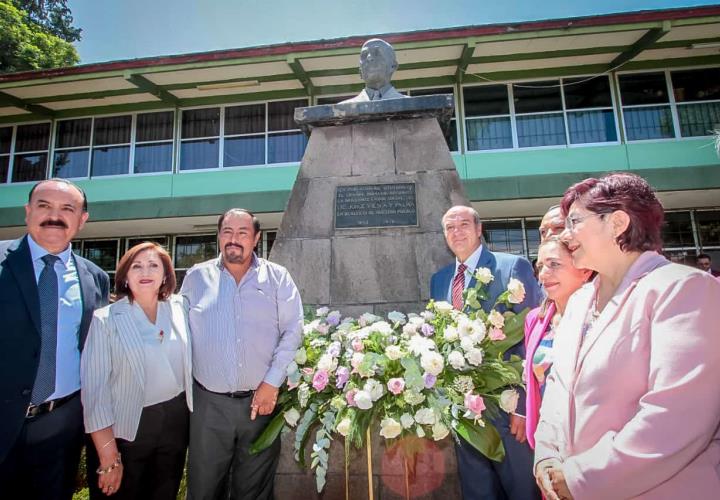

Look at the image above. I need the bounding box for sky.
[70,0,719,64]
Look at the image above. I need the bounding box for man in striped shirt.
[181,208,303,500]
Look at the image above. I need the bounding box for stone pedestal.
[270,95,469,315]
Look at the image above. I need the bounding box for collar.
[365,83,394,99]
[27,234,72,267]
[455,244,483,274]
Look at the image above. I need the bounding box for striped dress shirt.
[180,255,303,392]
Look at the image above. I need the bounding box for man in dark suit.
[0,178,110,500]
[430,205,541,500]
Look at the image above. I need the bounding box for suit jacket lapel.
[6,236,41,336]
[110,300,146,387]
[74,254,95,350]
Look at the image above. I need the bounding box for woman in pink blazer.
[534,173,720,500]
[524,235,591,449]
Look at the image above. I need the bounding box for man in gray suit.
[0,178,109,500]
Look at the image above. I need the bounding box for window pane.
[136,111,174,142]
[180,139,219,170]
[268,99,307,131]
[662,211,694,248]
[525,220,541,257]
[464,85,509,117]
[619,73,668,106]
[91,145,130,176]
[268,131,307,163]
[677,102,720,137]
[483,220,524,255]
[0,156,8,183]
[82,240,118,271]
[134,143,173,173]
[225,104,264,135]
[466,117,512,150]
[224,135,264,167]
[127,236,169,250]
[0,127,12,154]
[11,153,47,182]
[15,123,50,152]
[623,106,674,140]
[513,82,562,113]
[563,76,612,109]
[517,113,566,147]
[93,115,131,146]
[175,235,217,269]
[671,68,720,103]
[182,108,220,138]
[56,119,91,148]
[54,149,89,178]
[568,110,617,143]
[696,210,720,247]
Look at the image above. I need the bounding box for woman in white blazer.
[81,242,193,499]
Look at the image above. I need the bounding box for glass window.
[563,76,617,144]
[82,240,119,272]
[563,77,613,109]
[316,95,354,105]
[623,106,674,140]
[516,113,565,147]
[54,119,91,178]
[267,99,308,164]
[514,81,566,147]
[0,156,8,184]
[662,211,695,248]
[0,126,10,183]
[619,72,675,141]
[91,116,131,176]
[696,210,720,247]
[464,85,512,151]
[174,234,217,288]
[126,236,169,251]
[180,108,220,171]
[619,73,669,106]
[672,68,720,138]
[134,111,174,174]
[224,104,265,167]
[12,123,50,182]
[268,100,304,132]
[483,220,525,255]
[524,219,541,257]
[513,82,562,114]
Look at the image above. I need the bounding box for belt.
[25,391,79,419]
[194,379,254,399]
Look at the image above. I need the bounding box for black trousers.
[0,392,84,500]
[87,392,189,500]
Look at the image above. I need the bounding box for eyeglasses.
[565,213,606,232]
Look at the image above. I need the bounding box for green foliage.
[1,0,80,73]
[249,411,286,455]
[455,417,505,462]
[12,0,82,42]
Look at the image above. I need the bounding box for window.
[174,234,218,287]
[0,127,11,183]
[82,239,119,289]
[524,219,541,257]
[179,99,308,171]
[671,68,720,137]
[54,111,175,178]
[464,76,617,151]
[662,211,695,248]
[126,236,170,252]
[619,72,674,140]
[483,220,525,255]
[257,230,277,259]
[696,210,720,248]
[10,123,50,182]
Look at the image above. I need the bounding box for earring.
[162,278,166,284]
[124,281,128,287]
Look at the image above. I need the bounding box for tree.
[13,0,82,43]
[0,0,79,73]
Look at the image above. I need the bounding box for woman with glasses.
[533,173,720,500]
[524,233,592,451]
[81,242,193,499]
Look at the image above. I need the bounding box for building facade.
[1,5,719,286]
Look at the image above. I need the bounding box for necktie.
[451,263,467,310]
[32,254,60,404]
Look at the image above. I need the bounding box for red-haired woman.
[533,173,720,499]
[81,242,193,499]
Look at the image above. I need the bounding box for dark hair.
[217,208,260,234]
[560,172,664,252]
[28,178,88,212]
[697,253,711,262]
[115,242,176,302]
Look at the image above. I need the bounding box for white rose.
[303,319,320,335]
[465,348,484,366]
[460,336,475,352]
[432,421,449,440]
[379,417,403,439]
[370,321,393,335]
[434,301,454,314]
[414,408,436,425]
[409,316,425,326]
[471,319,487,340]
[354,390,373,410]
[364,379,385,401]
[400,413,414,429]
[403,323,419,336]
[420,311,435,321]
[408,335,434,356]
[488,310,505,329]
[351,352,365,367]
[385,345,403,360]
[457,316,474,337]
[294,347,307,365]
[420,351,444,376]
[316,306,329,317]
[317,354,338,372]
[474,267,494,285]
[443,325,459,342]
[499,389,520,414]
[336,418,352,436]
[507,278,526,304]
[284,407,301,427]
[416,426,426,438]
[448,350,466,370]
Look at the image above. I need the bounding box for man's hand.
[250,381,279,420]
[509,414,527,443]
[534,459,562,500]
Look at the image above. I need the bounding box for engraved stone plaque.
[335,182,417,228]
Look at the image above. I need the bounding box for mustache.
[40,219,68,229]
[224,243,243,250]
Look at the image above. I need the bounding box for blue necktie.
[32,254,59,404]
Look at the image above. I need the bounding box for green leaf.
[400,357,424,390]
[484,308,529,358]
[249,411,286,455]
[465,288,481,310]
[455,418,505,462]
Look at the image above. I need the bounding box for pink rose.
[287,379,299,390]
[464,393,486,416]
[312,370,329,392]
[387,378,406,395]
[488,327,506,341]
[346,388,358,407]
[352,338,364,352]
[302,367,315,377]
